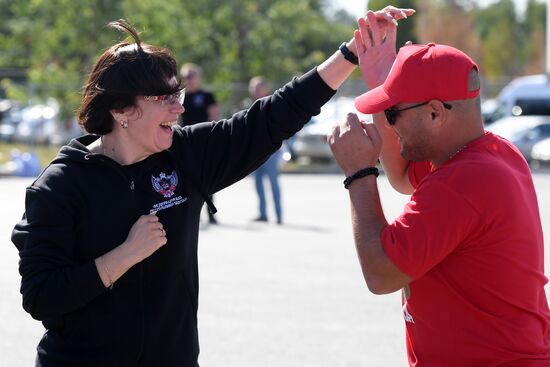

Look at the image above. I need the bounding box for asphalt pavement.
[1,171,550,367]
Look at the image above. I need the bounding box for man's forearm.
[348,175,410,294]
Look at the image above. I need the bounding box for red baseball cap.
[355,43,479,114]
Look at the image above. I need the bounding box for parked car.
[481,98,497,124]
[531,137,550,168]
[13,104,59,144]
[485,115,550,162]
[484,74,550,124]
[49,117,84,145]
[292,97,370,163]
[0,99,22,142]
[12,103,83,145]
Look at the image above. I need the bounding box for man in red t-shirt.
[328,11,550,366]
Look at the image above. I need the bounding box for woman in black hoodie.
[12,9,413,367]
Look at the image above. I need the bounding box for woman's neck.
[100,134,148,165]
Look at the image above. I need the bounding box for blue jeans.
[254,152,281,221]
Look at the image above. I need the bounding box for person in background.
[11,8,413,367]
[178,63,220,126]
[328,10,550,366]
[178,62,220,224]
[249,76,284,224]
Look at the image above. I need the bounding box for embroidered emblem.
[151,170,178,198]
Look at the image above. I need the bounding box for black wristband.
[339,42,359,65]
[344,167,379,189]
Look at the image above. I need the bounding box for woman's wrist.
[346,38,358,56]
[95,256,113,289]
[95,243,138,289]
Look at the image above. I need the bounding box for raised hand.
[356,7,415,88]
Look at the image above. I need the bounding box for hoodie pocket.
[60,283,142,352]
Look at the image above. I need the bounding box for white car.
[13,104,59,144]
[531,137,550,168]
[13,103,83,145]
[484,74,550,124]
[292,97,370,164]
[485,115,550,162]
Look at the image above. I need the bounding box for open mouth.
[160,121,176,132]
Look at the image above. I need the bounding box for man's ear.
[427,100,448,127]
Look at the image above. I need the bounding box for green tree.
[474,0,522,78]
[521,0,546,74]
[0,0,355,119]
[0,0,123,121]
[171,0,354,106]
[414,0,481,64]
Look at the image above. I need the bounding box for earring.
[120,119,128,128]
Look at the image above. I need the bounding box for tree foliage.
[368,0,547,96]
[0,0,548,119]
[0,0,354,119]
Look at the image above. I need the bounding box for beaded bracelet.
[343,167,379,189]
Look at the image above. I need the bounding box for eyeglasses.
[142,89,185,107]
[384,101,452,125]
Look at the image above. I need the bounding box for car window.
[513,99,550,116]
[540,124,550,135]
[486,101,507,124]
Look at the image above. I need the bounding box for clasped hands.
[328,6,414,177]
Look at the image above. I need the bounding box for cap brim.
[354,85,398,114]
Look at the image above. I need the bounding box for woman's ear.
[110,110,129,129]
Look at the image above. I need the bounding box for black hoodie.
[11,69,335,367]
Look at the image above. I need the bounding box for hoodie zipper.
[124,172,144,363]
[87,154,145,362]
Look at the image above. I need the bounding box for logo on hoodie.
[151,170,178,198]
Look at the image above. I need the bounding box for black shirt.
[178,89,216,126]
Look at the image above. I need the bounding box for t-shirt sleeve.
[408,161,433,188]
[381,178,481,279]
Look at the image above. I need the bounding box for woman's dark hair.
[78,19,182,134]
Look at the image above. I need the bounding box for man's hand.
[327,113,382,176]
[355,7,415,88]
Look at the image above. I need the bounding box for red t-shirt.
[382,132,550,366]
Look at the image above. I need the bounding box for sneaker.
[253,216,268,222]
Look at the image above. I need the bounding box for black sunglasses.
[384,101,453,125]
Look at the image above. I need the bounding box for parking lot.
[1,171,550,366]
